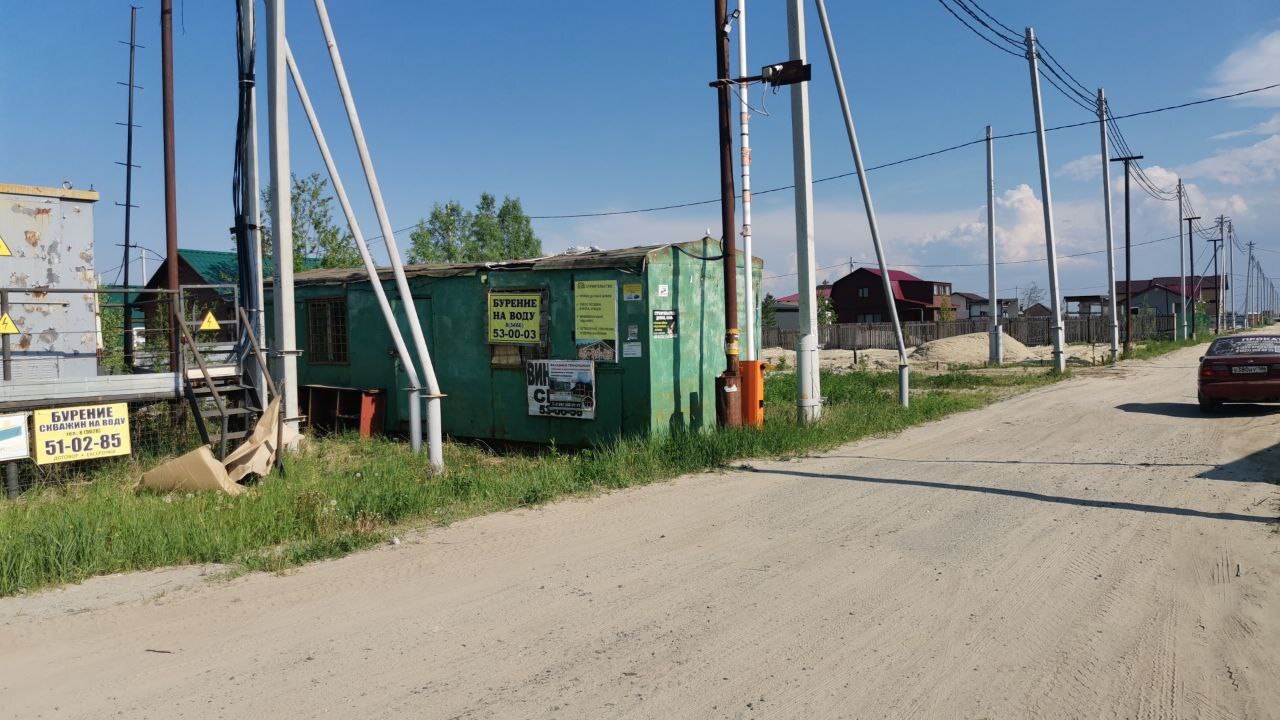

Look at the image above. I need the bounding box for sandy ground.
[2,341,1278,719]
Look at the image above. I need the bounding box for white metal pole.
[787,0,821,423]
[266,0,300,444]
[1025,27,1066,373]
[1098,89,1120,358]
[737,0,755,362]
[312,0,443,471]
[986,125,1001,365]
[240,0,267,405]
[284,43,424,453]
[1177,180,1186,340]
[815,0,910,406]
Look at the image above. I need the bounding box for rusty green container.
[267,238,762,445]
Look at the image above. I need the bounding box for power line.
[355,81,1280,240]
[762,231,1185,281]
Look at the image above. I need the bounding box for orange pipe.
[740,359,765,428]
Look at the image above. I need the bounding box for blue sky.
[5,1,1279,303]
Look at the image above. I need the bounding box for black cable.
[358,82,1280,235]
[934,0,1023,57]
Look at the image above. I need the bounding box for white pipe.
[284,42,424,453]
[814,0,909,407]
[266,0,300,444]
[737,0,755,362]
[312,0,443,471]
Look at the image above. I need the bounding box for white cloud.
[1206,30,1280,107]
[1056,154,1101,181]
[1177,135,1280,185]
[1211,112,1280,140]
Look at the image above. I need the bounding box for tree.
[1020,282,1045,311]
[761,293,778,328]
[259,172,361,271]
[408,193,542,263]
[939,295,956,322]
[817,294,838,325]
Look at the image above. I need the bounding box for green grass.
[0,350,1170,597]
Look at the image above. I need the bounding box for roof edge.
[0,183,100,202]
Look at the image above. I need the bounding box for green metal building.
[267,238,762,445]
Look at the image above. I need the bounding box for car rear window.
[1207,336,1280,356]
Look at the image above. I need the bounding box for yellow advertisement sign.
[33,403,132,465]
[574,280,618,361]
[487,292,542,344]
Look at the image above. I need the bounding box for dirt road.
[3,341,1277,719]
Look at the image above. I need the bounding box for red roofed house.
[830,267,952,323]
[772,283,832,330]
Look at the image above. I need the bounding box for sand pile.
[910,332,1034,365]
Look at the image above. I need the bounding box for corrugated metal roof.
[284,237,761,287]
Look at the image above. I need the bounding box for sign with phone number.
[32,403,131,465]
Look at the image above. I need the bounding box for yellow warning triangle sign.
[0,234,11,257]
[0,313,17,335]
[198,311,221,332]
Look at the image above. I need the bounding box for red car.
[1198,335,1280,412]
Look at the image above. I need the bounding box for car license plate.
[1231,365,1267,375]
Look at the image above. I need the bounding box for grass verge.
[0,337,1207,597]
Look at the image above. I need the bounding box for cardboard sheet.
[138,398,298,495]
[137,445,244,496]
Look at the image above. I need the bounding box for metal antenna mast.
[116,5,143,371]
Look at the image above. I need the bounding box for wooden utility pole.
[1185,215,1200,337]
[160,0,180,371]
[713,0,742,427]
[1110,154,1142,353]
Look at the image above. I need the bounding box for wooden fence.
[762,314,1179,351]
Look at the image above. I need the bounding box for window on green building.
[307,298,349,364]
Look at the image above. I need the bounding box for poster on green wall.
[574,280,618,362]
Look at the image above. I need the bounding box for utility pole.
[736,0,754,365]
[237,0,266,405]
[266,0,300,443]
[1111,154,1142,353]
[1210,215,1225,334]
[1245,241,1255,327]
[712,0,742,428]
[787,0,820,424]
[1097,89,1119,361]
[1176,180,1186,340]
[117,5,142,371]
[815,0,910,405]
[1024,27,1066,373]
[1227,221,1235,329]
[160,0,180,372]
[1185,215,1200,337]
[986,125,1001,365]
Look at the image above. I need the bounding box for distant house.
[1023,302,1052,318]
[140,249,319,340]
[1115,276,1222,317]
[950,292,982,319]
[969,296,1017,319]
[773,284,833,330]
[1065,294,1108,317]
[830,268,952,323]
